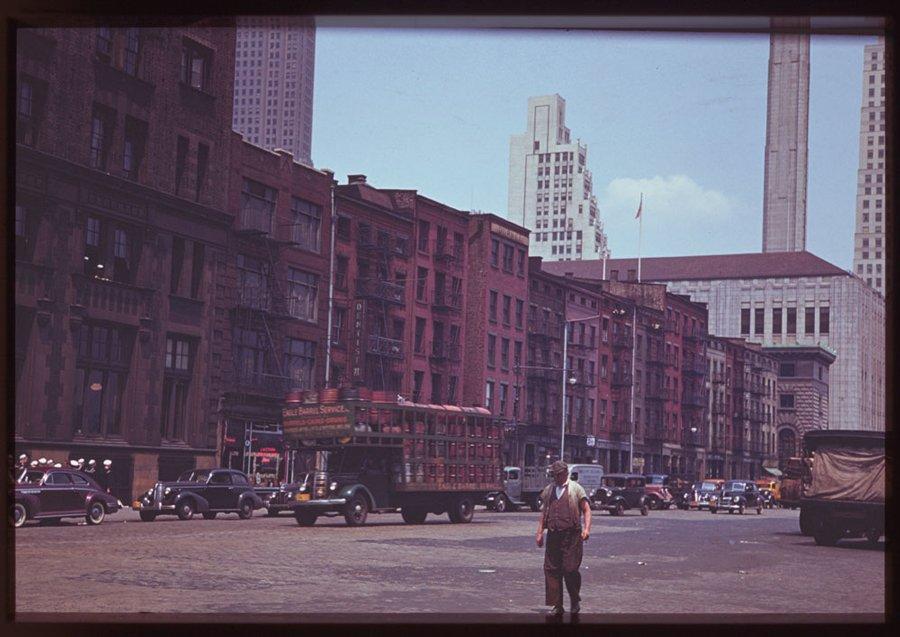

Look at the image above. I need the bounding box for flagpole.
[637,193,643,283]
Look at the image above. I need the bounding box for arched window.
[778,429,797,469]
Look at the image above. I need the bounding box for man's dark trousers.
[544,528,583,607]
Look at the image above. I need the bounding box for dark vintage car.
[685,479,724,510]
[12,468,121,527]
[759,488,777,509]
[132,468,265,522]
[259,477,308,516]
[709,480,764,515]
[592,474,649,516]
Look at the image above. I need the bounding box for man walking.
[535,460,591,617]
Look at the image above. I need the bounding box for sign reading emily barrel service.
[283,403,353,439]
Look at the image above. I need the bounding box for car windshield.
[700,482,719,491]
[601,477,625,487]
[18,470,46,484]
[725,481,745,490]
[177,469,211,483]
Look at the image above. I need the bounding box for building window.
[786,307,796,335]
[123,28,141,76]
[74,324,133,438]
[287,268,318,321]
[772,307,782,334]
[430,373,442,404]
[819,307,829,334]
[490,239,500,267]
[234,327,272,388]
[502,244,514,272]
[122,116,148,180]
[515,299,524,328]
[779,394,795,410]
[284,337,315,389]
[502,295,511,325]
[447,376,458,404]
[485,380,495,411]
[500,338,510,370]
[489,290,498,322]
[779,363,796,377]
[180,39,212,92]
[291,197,321,252]
[16,76,46,146]
[740,307,750,334]
[195,142,209,201]
[83,217,136,284]
[236,254,269,309]
[413,371,424,403]
[330,307,346,346]
[96,27,112,59]
[175,135,189,194]
[240,178,277,234]
[498,383,508,417]
[517,249,526,276]
[752,308,763,335]
[414,317,426,353]
[418,220,430,252]
[487,334,496,368]
[416,267,428,301]
[89,105,114,170]
[336,216,351,240]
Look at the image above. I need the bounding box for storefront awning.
[762,466,783,477]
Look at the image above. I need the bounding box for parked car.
[755,479,781,505]
[666,476,693,509]
[132,468,265,522]
[759,488,777,509]
[12,468,121,527]
[643,474,674,509]
[262,478,307,516]
[709,480,764,515]
[685,479,724,510]
[592,474,649,516]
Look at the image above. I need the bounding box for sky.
[311,28,877,270]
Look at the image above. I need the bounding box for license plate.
[132,501,141,509]
[296,493,310,501]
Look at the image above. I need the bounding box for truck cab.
[485,465,550,512]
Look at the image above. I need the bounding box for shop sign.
[351,300,367,379]
[586,436,596,447]
[283,403,353,439]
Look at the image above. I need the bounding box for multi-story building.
[218,137,333,481]
[507,94,609,262]
[544,252,885,432]
[705,338,728,478]
[852,37,887,297]
[463,214,530,424]
[232,16,316,167]
[15,24,237,500]
[762,345,836,469]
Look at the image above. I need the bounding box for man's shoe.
[546,606,564,617]
[571,603,581,615]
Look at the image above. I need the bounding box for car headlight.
[298,485,307,492]
[329,482,338,491]
[287,492,294,499]
[164,487,172,496]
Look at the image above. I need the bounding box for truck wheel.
[448,497,474,523]
[344,495,368,526]
[814,522,842,547]
[494,496,508,513]
[799,508,813,536]
[139,511,157,522]
[12,503,27,528]
[530,495,543,512]
[865,529,881,545]
[295,511,317,526]
[176,499,195,521]
[401,508,428,524]
[614,502,625,517]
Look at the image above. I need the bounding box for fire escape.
[428,229,463,377]
[356,225,407,391]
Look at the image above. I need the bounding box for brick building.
[14,24,237,500]
[462,214,530,423]
[218,137,333,481]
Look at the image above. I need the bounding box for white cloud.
[600,175,736,222]
[597,175,752,257]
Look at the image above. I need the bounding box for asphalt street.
[12,505,884,622]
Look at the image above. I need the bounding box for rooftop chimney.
[348,174,367,185]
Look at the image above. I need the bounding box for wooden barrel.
[285,390,305,404]
[321,388,339,403]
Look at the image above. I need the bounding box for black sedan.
[709,480,764,515]
[133,468,265,521]
[12,468,121,527]
[592,474,649,516]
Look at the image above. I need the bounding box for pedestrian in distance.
[77,458,86,471]
[535,460,592,618]
[86,459,97,474]
[99,459,113,494]
[17,454,29,471]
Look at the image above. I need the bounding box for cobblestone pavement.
[13,505,884,621]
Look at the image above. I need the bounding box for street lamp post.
[561,314,602,463]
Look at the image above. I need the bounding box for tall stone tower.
[762,19,810,253]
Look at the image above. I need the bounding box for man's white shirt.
[554,481,568,500]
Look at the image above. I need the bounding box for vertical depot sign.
[352,299,367,380]
[283,403,354,439]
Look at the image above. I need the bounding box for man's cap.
[88,459,97,466]
[103,459,112,467]
[549,460,569,475]
[69,460,80,468]
[18,454,27,461]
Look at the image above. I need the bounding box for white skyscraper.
[508,94,609,261]
[852,38,887,297]
[233,16,316,167]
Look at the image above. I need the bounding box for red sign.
[351,299,367,379]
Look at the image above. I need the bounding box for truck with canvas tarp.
[799,430,884,547]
